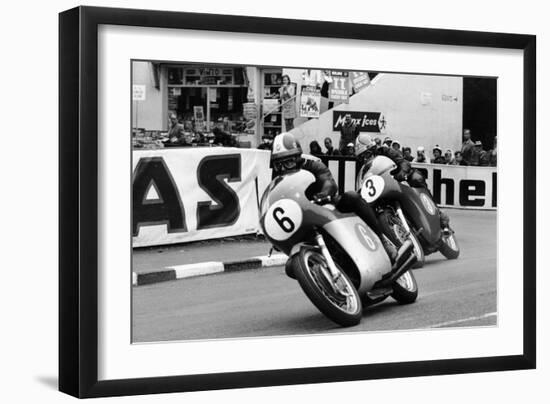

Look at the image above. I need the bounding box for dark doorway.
[463,77,497,149]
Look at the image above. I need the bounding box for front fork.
[314,232,341,279]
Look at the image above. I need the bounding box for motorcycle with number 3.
[259,169,418,327]
[357,156,460,267]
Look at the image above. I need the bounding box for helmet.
[271,132,302,161]
[355,133,377,157]
[271,132,303,174]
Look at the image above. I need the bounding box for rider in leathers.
[270,133,412,274]
[354,134,451,232]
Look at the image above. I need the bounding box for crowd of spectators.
[307,125,497,167]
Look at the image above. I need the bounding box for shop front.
[132,61,286,149]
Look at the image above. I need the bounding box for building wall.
[290,73,463,155]
[132,61,165,131]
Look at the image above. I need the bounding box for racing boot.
[439,209,452,236]
[381,235,397,263]
[393,238,414,270]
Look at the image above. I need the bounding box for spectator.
[383,136,393,148]
[324,137,341,156]
[431,145,446,164]
[461,129,475,165]
[212,126,237,147]
[309,141,324,156]
[391,141,402,154]
[487,136,497,166]
[279,75,296,131]
[374,137,382,147]
[342,142,355,156]
[444,149,454,165]
[257,134,273,151]
[452,151,466,165]
[413,146,427,163]
[167,112,186,144]
[469,140,484,166]
[402,147,414,162]
[339,114,360,152]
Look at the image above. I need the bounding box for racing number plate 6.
[264,199,303,241]
[361,175,385,203]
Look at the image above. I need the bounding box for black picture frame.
[59,6,536,398]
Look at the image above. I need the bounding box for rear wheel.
[439,232,460,259]
[293,247,362,327]
[391,270,418,304]
[379,208,425,268]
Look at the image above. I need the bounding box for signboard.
[132,84,146,101]
[321,157,497,210]
[132,148,272,247]
[328,71,350,104]
[193,106,205,121]
[333,111,386,133]
[350,72,371,92]
[299,85,321,118]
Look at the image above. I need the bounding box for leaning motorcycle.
[357,156,460,268]
[259,169,418,327]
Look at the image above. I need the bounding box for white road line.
[169,262,224,279]
[429,312,497,328]
[257,253,287,267]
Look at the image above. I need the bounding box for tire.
[293,247,362,327]
[391,270,418,304]
[439,232,460,259]
[379,208,425,268]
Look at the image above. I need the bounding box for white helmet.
[271,132,302,161]
[355,133,377,157]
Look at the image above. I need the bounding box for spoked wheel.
[380,208,425,268]
[391,270,418,304]
[439,231,460,259]
[293,247,362,327]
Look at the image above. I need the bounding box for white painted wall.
[131,61,165,131]
[290,73,463,155]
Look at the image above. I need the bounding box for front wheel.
[293,247,362,327]
[391,270,418,304]
[439,232,460,259]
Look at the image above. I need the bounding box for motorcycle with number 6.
[357,156,460,267]
[259,169,418,327]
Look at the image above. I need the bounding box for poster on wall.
[350,71,371,93]
[299,85,321,118]
[328,71,350,104]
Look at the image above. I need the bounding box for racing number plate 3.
[264,199,303,241]
[361,175,385,203]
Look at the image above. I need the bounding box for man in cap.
[431,145,446,164]
[383,136,393,148]
[270,132,407,271]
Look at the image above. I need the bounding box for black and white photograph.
[131,61,498,342]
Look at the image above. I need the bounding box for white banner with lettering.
[132,147,272,247]
[323,158,497,210]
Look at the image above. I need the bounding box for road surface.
[132,209,496,342]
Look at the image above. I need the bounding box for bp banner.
[132,147,272,247]
[299,85,321,118]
